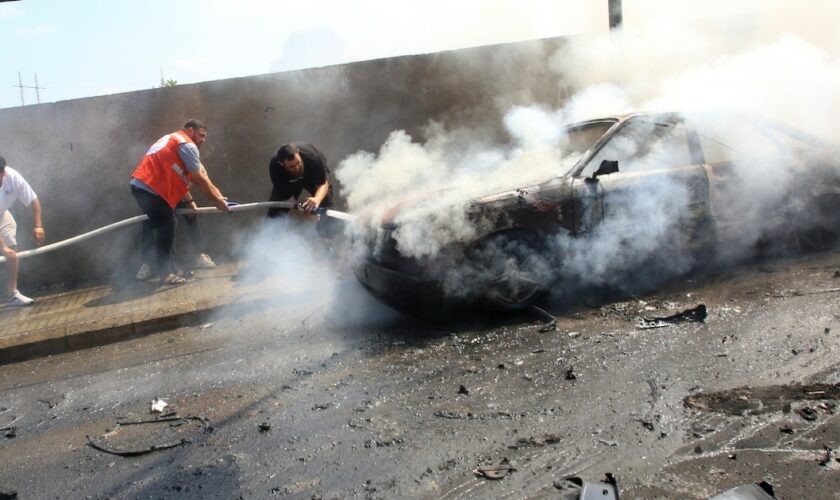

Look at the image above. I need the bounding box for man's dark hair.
[0,154,5,171]
[276,143,299,162]
[184,118,206,130]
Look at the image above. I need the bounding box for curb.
[0,295,281,366]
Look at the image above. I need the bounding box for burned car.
[352,111,840,315]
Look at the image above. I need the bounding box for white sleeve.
[11,170,37,207]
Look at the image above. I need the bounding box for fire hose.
[0,201,355,263]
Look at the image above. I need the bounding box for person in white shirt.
[0,155,44,306]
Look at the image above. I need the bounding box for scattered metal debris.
[508,434,561,449]
[86,410,210,458]
[565,367,577,381]
[553,473,619,499]
[150,398,168,413]
[1,426,16,439]
[708,480,775,499]
[473,459,515,480]
[529,304,557,332]
[818,446,838,467]
[637,304,707,329]
[797,406,818,421]
[457,385,470,395]
[86,435,189,457]
[258,422,271,433]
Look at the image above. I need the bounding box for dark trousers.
[131,186,176,276]
[175,200,205,258]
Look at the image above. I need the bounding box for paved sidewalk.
[0,263,289,365]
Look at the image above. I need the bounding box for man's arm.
[30,198,44,246]
[191,168,230,212]
[300,180,330,211]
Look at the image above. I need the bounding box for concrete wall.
[0,37,569,289]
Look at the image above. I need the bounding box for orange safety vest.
[131,130,194,209]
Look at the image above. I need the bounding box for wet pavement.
[0,251,839,498]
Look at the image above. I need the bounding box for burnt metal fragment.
[473,460,515,480]
[529,304,557,332]
[709,480,775,499]
[553,473,619,499]
[797,406,818,421]
[638,304,707,329]
[818,446,837,466]
[86,435,189,457]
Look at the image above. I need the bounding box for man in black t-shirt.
[267,142,337,237]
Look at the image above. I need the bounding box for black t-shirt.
[268,142,333,208]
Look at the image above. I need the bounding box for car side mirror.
[589,160,619,181]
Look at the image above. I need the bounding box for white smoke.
[228,217,398,327]
[338,1,840,303]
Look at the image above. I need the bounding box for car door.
[572,115,711,255]
[689,114,800,247]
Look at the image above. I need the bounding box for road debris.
[87,435,189,457]
[258,422,271,432]
[457,385,470,395]
[709,480,776,499]
[529,304,556,332]
[818,446,839,467]
[473,459,515,480]
[553,473,619,499]
[797,406,819,421]
[565,367,577,381]
[150,398,168,413]
[86,410,209,458]
[637,304,707,329]
[1,426,16,439]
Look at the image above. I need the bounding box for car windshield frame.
[555,118,619,177]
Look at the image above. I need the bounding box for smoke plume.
[338,2,840,302]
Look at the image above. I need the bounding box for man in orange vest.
[130,119,229,284]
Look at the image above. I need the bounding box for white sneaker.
[195,253,216,269]
[7,290,34,306]
[135,263,152,280]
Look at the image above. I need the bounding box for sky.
[0,0,610,109]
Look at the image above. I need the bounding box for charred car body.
[352,111,840,315]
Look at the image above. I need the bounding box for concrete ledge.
[0,264,291,365]
[0,295,283,365]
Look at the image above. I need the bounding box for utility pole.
[608,0,623,30]
[13,71,46,106]
[17,71,24,106]
[33,73,43,103]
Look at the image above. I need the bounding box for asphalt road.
[1,251,839,499]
